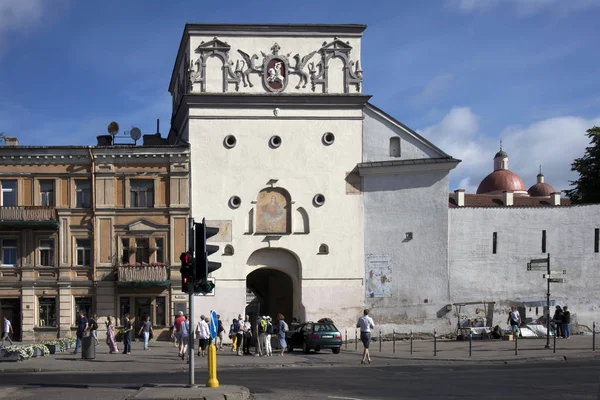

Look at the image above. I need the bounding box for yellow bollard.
[206,343,219,388]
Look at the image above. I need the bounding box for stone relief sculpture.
[184,37,363,94]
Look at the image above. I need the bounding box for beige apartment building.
[0,135,190,342]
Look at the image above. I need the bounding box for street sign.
[548,278,566,283]
[549,270,567,275]
[544,274,566,278]
[527,258,549,270]
[209,310,218,339]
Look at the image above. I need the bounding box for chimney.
[454,189,465,207]
[551,192,561,206]
[503,191,514,206]
[3,136,18,147]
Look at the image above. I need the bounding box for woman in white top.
[356,309,374,364]
[2,316,13,347]
[196,316,210,357]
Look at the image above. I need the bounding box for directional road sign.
[548,278,566,283]
[544,274,566,278]
[527,258,549,270]
[210,310,218,339]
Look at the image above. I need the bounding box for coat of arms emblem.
[262,43,288,93]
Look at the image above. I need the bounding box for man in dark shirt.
[562,306,571,339]
[73,310,88,355]
[122,314,133,354]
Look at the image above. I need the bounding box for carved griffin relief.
[186,37,363,94]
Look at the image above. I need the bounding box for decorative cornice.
[357,158,461,176]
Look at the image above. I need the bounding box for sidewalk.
[0,335,598,374]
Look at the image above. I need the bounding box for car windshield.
[313,323,337,332]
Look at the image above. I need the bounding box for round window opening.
[313,193,326,207]
[229,196,242,209]
[269,135,282,149]
[322,132,335,146]
[224,135,237,149]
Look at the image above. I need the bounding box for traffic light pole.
[187,218,196,386]
[188,281,195,386]
[545,253,551,349]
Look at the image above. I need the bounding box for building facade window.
[542,230,547,253]
[156,296,166,326]
[492,232,497,254]
[389,137,401,157]
[120,297,130,324]
[595,228,599,253]
[39,239,55,266]
[39,297,57,327]
[76,239,91,266]
[40,180,54,206]
[136,238,150,264]
[121,238,130,264]
[155,238,164,263]
[74,297,93,323]
[75,180,91,208]
[130,180,154,208]
[1,239,17,266]
[1,180,17,206]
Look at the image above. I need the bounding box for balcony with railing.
[116,263,170,288]
[0,206,59,229]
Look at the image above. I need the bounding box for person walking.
[236,316,244,356]
[357,309,374,364]
[216,315,225,350]
[507,306,521,338]
[122,313,133,354]
[242,315,252,355]
[174,311,185,357]
[73,310,88,355]
[179,315,190,360]
[277,313,288,356]
[264,316,273,357]
[230,318,239,353]
[89,314,99,345]
[105,316,119,353]
[2,316,13,347]
[138,315,153,350]
[552,305,564,339]
[196,315,210,357]
[562,306,571,339]
[257,316,267,357]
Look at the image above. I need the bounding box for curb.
[130,384,250,400]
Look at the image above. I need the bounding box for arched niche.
[390,137,401,157]
[294,207,309,234]
[255,187,291,234]
[327,56,345,94]
[205,55,225,93]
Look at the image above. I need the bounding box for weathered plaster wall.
[449,205,600,330]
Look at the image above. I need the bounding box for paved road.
[0,359,599,399]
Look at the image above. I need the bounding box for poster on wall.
[365,254,392,298]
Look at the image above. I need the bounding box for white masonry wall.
[449,204,600,330]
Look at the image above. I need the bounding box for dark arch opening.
[245,268,293,323]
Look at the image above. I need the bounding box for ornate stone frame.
[309,38,363,94]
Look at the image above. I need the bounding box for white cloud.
[418,106,600,193]
[413,73,454,106]
[0,0,45,34]
[449,0,600,16]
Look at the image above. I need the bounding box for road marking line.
[328,396,364,400]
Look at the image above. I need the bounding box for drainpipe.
[88,148,97,313]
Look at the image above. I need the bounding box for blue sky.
[1,0,599,193]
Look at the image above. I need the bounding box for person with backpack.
[265,316,274,357]
[277,313,288,356]
[89,314,99,345]
[256,315,267,357]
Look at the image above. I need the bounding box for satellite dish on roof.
[130,127,142,141]
[107,121,120,136]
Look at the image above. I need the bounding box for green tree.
[565,126,600,204]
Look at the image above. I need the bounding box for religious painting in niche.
[365,254,392,298]
[256,188,290,234]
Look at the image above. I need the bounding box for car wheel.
[332,347,340,354]
[303,341,310,354]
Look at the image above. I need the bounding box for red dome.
[528,182,556,197]
[476,170,527,194]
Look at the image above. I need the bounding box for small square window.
[39,297,57,327]
[130,180,154,208]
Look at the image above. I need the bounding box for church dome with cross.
[476,143,528,195]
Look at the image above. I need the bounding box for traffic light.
[195,218,221,293]
[196,279,215,294]
[179,252,193,293]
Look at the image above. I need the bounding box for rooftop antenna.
[499,140,503,151]
[130,127,142,144]
[156,119,160,136]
